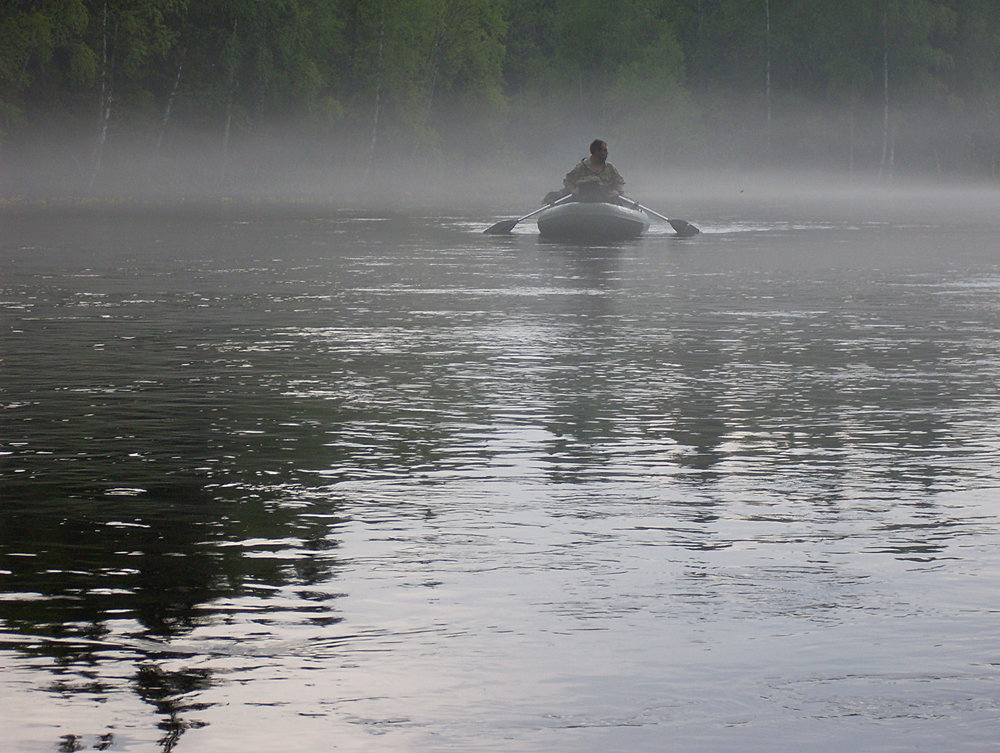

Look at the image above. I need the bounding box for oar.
[622,196,700,237]
[484,193,572,234]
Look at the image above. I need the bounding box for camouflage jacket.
[563,158,625,195]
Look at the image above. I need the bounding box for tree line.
[2,0,999,194]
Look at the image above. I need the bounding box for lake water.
[2,187,1000,752]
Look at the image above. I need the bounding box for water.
[3,190,1000,752]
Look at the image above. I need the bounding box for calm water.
[3,190,1000,752]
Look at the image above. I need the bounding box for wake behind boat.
[536,200,649,241]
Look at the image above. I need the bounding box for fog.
[3,102,1000,220]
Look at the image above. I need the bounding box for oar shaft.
[621,195,669,223]
[484,193,573,234]
[514,201,559,224]
[621,196,700,237]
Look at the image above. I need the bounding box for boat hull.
[536,201,649,241]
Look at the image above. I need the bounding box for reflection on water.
[2,203,1000,751]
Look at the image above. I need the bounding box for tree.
[944,0,1000,173]
[82,0,186,188]
[4,0,1000,191]
[0,1,93,134]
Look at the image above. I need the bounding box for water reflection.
[1,467,346,748]
[2,208,1000,750]
[135,663,212,751]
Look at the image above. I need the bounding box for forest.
[2,0,1000,196]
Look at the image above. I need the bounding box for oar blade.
[483,219,519,234]
[621,196,699,238]
[669,219,700,238]
[485,194,573,234]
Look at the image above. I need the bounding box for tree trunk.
[88,0,112,192]
[878,5,891,181]
[764,0,772,158]
[220,93,235,186]
[220,20,239,187]
[157,51,185,152]
[849,103,855,176]
[363,12,385,187]
[428,5,446,115]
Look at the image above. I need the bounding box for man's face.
[593,143,608,164]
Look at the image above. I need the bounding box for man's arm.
[564,162,584,193]
[607,164,625,197]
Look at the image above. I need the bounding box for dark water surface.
[3,191,1000,751]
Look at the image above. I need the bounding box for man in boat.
[562,139,625,203]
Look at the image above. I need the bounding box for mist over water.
[2,181,1000,752]
[6,101,1000,210]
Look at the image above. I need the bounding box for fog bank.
[3,107,1000,218]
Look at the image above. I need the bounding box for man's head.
[589,139,608,165]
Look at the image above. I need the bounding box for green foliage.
[2,0,1000,179]
[0,0,91,90]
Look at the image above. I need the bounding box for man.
[563,139,625,202]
